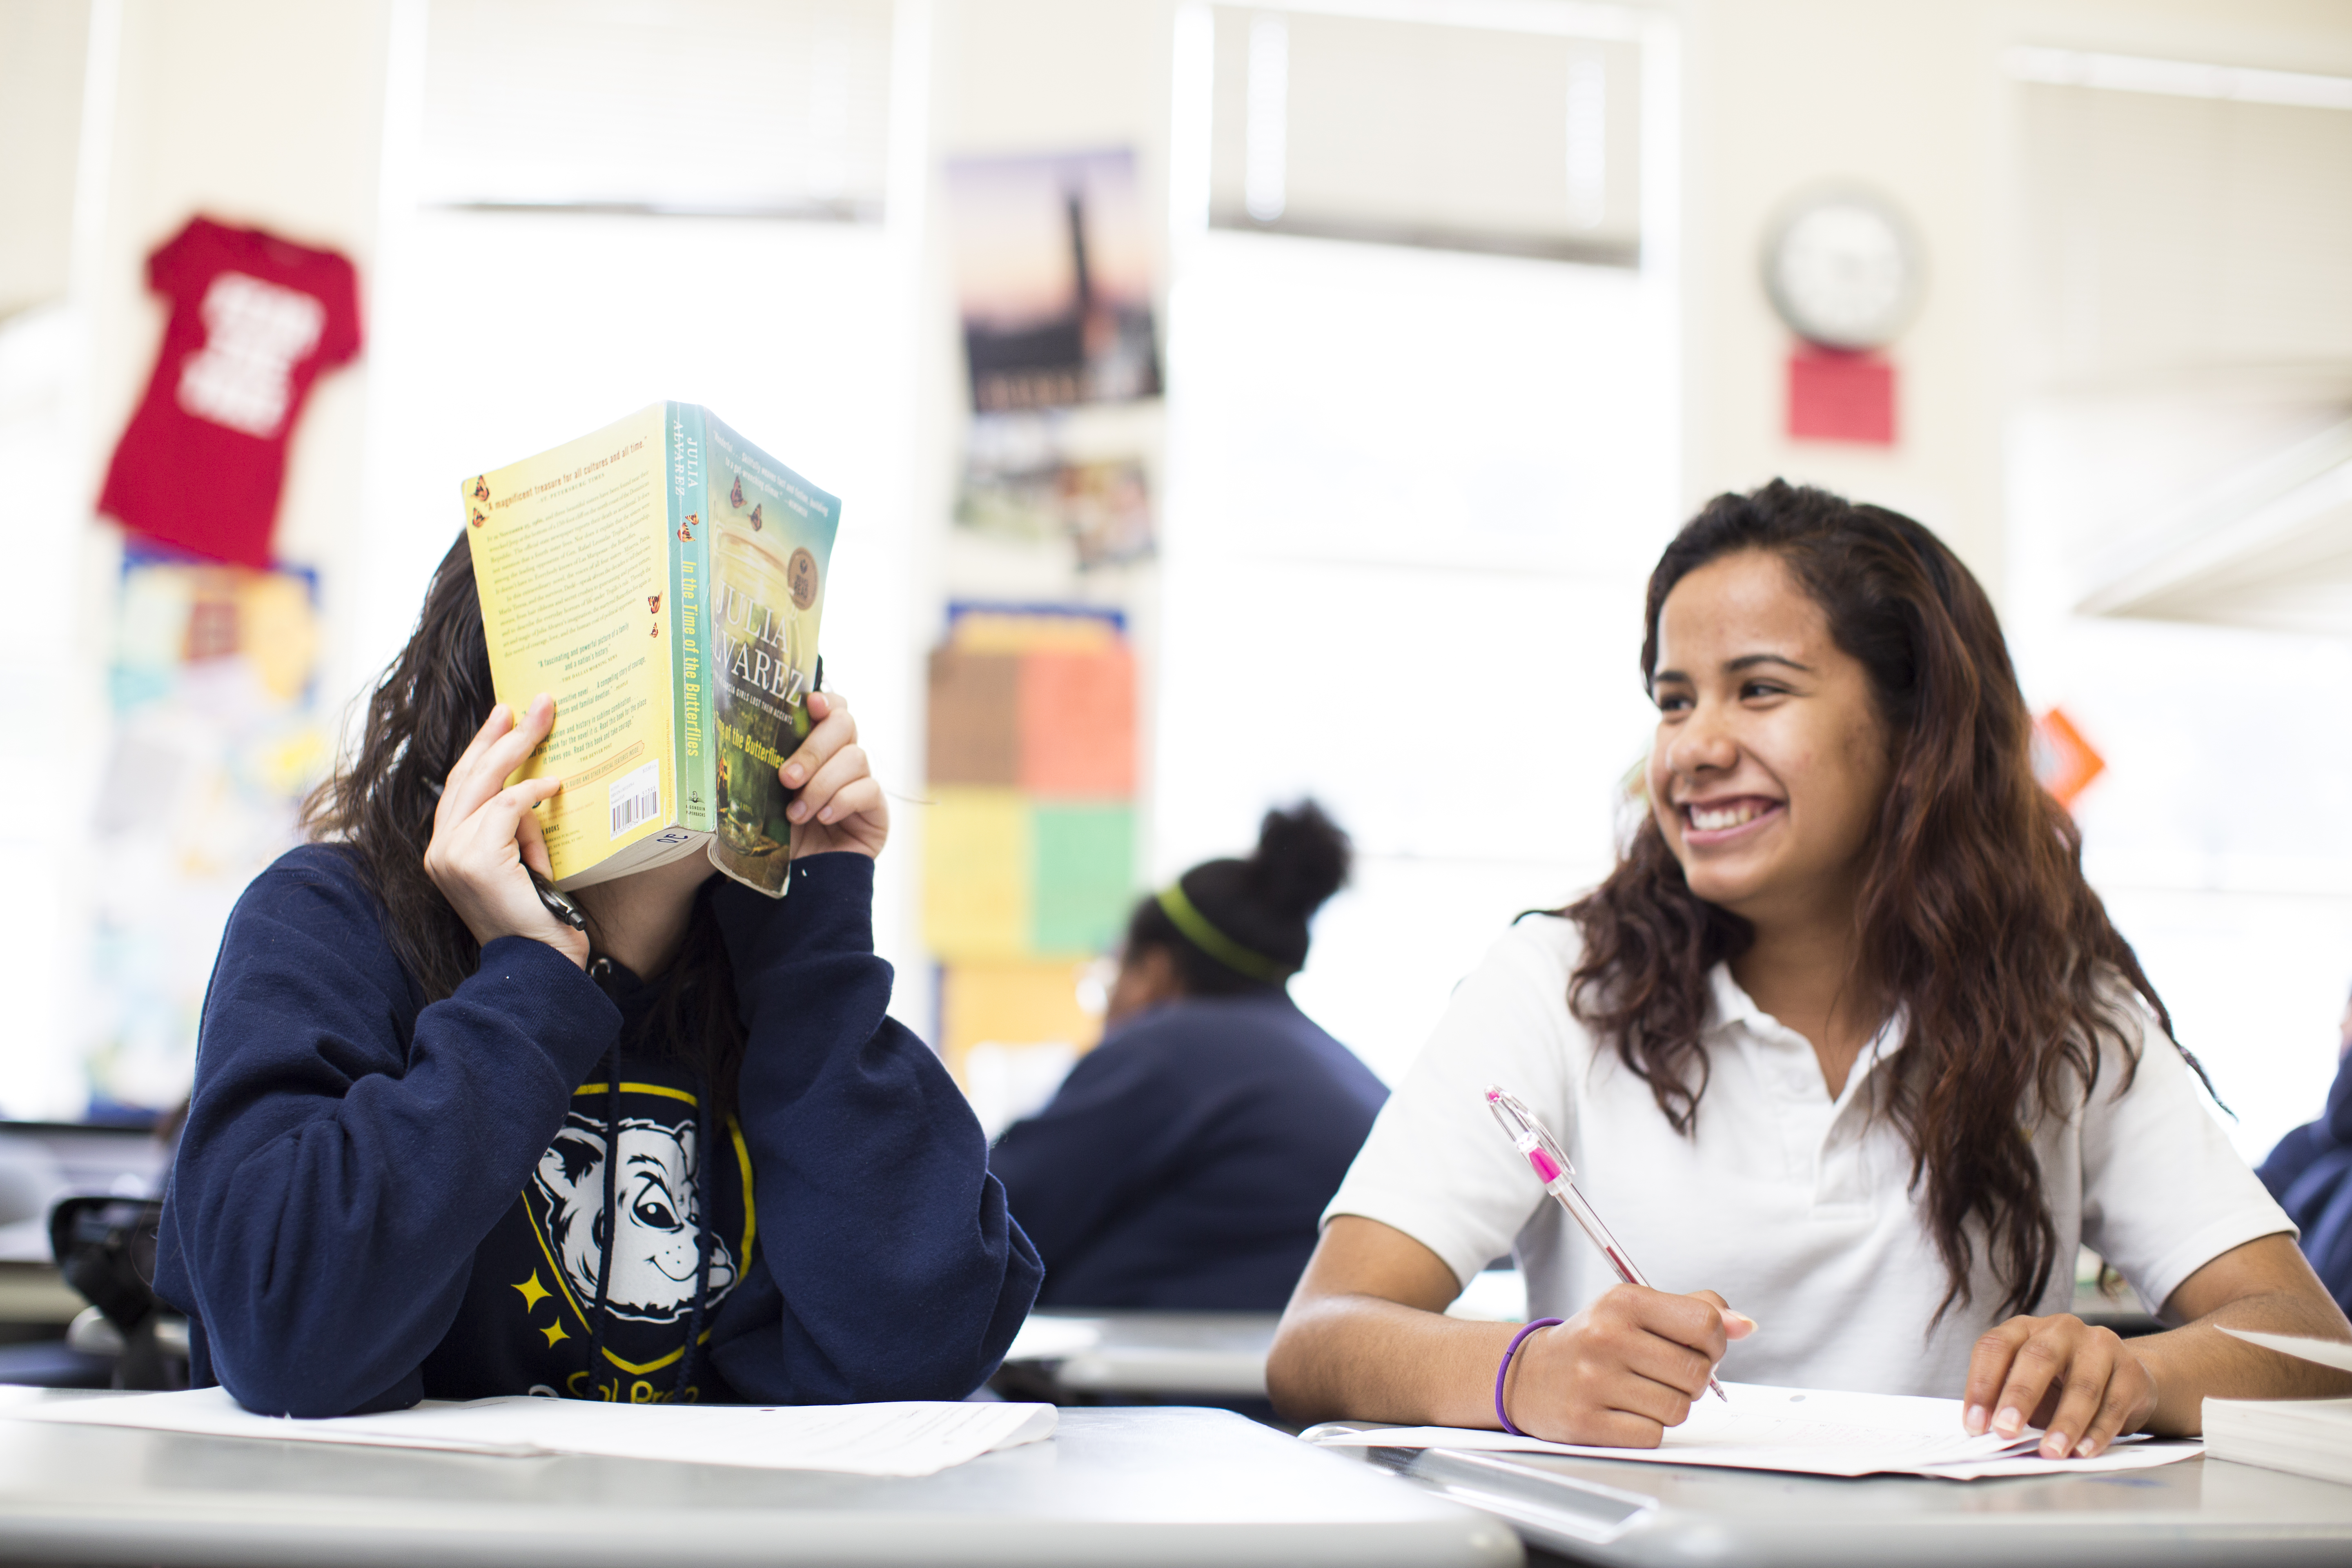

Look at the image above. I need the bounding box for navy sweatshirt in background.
[154,844,1040,1416]
[2258,1049,2352,1311]
[988,993,1387,1311]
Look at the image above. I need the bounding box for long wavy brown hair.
[301,534,745,1109]
[1566,481,2207,1320]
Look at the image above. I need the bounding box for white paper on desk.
[1306,1382,2202,1480]
[5,1388,540,1457]
[7,1387,1058,1477]
[1003,1314,1106,1361]
[2221,1325,2352,1374]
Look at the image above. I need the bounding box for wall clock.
[1761,188,1924,350]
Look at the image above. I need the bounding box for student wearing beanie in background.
[989,803,1387,1311]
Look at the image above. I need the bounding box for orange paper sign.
[2033,707,2106,809]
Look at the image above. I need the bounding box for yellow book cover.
[464,402,839,897]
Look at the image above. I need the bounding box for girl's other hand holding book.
[780,690,889,861]
[423,693,592,967]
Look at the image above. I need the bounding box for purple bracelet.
[1493,1317,1564,1436]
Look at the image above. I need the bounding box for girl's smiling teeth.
[1683,797,1782,833]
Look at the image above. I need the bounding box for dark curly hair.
[300,533,744,1112]
[1564,481,2207,1321]
[1125,801,1352,995]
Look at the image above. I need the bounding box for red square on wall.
[1788,349,1896,445]
[1018,646,1136,796]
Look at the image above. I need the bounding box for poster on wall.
[85,550,330,1118]
[944,148,1161,413]
[955,416,1155,568]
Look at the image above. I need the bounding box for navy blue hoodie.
[988,993,1386,1310]
[2258,1049,2352,1312]
[154,844,1041,1416]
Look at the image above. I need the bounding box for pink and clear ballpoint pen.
[1485,1085,1728,1403]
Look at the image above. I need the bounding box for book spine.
[666,402,717,833]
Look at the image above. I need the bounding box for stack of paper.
[1305,1382,2203,1481]
[2206,1328,2352,1487]
[5,1388,1056,1479]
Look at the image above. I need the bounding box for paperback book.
[464,402,839,897]
[2206,1327,2352,1487]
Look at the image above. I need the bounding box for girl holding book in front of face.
[1267,482,2352,1457]
[154,535,1041,1416]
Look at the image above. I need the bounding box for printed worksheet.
[1305,1382,2202,1480]
[7,1388,1057,1478]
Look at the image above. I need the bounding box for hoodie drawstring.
[586,1057,621,1392]
[674,1091,715,1400]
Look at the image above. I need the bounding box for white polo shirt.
[1325,915,2293,1396]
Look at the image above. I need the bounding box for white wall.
[81,0,389,592]
[11,0,2352,1138]
[0,0,391,1116]
[69,0,392,739]
[0,2,98,1116]
[0,0,89,319]
[1676,0,2352,574]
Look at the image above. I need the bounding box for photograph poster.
[944,147,1161,412]
[954,412,1156,569]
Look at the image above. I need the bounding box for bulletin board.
[923,605,1136,1111]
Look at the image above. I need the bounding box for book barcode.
[611,789,659,836]
[608,761,662,839]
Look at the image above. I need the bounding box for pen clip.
[1486,1085,1575,1186]
[528,867,590,932]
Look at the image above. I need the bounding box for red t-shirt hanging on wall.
[97,216,362,568]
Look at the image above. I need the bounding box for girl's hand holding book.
[423,694,592,968]
[779,690,889,860]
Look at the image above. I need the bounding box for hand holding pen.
[1477,1086,1759,1429]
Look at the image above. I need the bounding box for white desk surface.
[1004,1310,1280,1396]
[13,1385,2344,1568]
[1367,1441,2352,1567]
[0,1391,1517,1568]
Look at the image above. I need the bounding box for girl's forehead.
[1657,552,1832,660]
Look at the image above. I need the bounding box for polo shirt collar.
[1704,962,1767,1037]
[1702,961,1911,1094]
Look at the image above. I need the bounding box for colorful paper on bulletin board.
[923,795,1135,961]
[940,960,1102,1065]
[934,603,1136,794]
[1019,645,1136,796]
[89,548,329,1117]
[948,601,1124,652]
[945,148,1162,412]
[923,788,1032,959]
[939,960,1103,1134]
[925,604,1136,961]
[928,648,1021,786]
[1032,803,1134,954]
